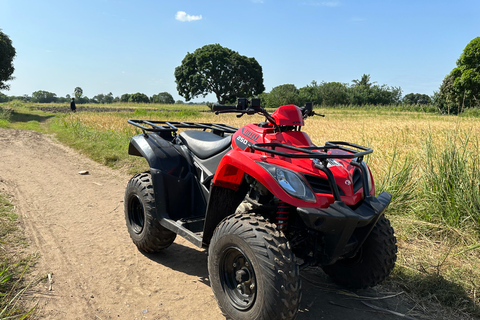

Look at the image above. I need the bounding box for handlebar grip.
[212,104,237,112]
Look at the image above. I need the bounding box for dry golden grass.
[391,216,480,309]
[56,106,480,318]
[65,107,480,172]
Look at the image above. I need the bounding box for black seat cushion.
[179,131,232,159]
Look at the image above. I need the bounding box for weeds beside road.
[0,193,37,319]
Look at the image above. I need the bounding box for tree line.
[2,29,479,114]
[0,88,180,104]
[0,81,430,107]
[259,76,406,108]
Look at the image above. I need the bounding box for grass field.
[2,101,480,318]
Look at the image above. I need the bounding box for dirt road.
[0,128,415,320]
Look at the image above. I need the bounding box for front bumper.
[296,191,392,264]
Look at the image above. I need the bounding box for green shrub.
[0,106,13,121]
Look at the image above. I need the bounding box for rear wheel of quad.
[208,213,301,320]
[124,172,176,253]
[322,215,397,289]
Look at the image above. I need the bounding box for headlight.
[257,162,316,202]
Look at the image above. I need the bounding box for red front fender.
[212,150,332,208]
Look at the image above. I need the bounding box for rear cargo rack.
[128,119,238,139]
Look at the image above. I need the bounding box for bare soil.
[0,128,418,320]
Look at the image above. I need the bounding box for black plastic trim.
[297,191,392,264]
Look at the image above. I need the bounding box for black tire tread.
[124,172,176,253]
[208,213,301,320]
[322,215,397,289]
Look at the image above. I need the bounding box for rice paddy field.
[2,101,480,318]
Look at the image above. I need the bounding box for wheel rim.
[128,195,145,234]
[219,246,256,311]
[339,246,364,266]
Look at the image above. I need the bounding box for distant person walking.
[70,98,76,112]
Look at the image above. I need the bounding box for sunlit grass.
[53,107,480,226]
[4,103,480,318]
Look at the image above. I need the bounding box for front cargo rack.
[250,141,373,201]
[250,141,372,160]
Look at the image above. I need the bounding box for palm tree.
[352,74,375,88]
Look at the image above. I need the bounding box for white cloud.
[351,17,366,22]
[322,1,340,7]
[302,1,340,7]
[175,11,202,22]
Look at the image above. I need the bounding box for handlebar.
[213,99,323,122]
[212,104,237,112]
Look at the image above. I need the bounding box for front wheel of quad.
[208,213,301,320]
[322,215,397,289]
[124,172,176,253]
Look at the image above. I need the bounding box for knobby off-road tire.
[124,172,176,253]
[208,213,301,320]
[322,215,397,289]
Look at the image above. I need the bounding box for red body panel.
[271,104,304,126]
[213,106,375,209]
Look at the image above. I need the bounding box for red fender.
[212,150,334,208]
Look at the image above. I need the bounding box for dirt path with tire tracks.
[0,128,416,320]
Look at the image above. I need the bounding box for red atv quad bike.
[124,98,397,320]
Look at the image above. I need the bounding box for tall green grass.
[418,132,480,227]
[376,149,417,215]
[377,130,480,229]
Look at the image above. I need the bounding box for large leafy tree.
[151,92,174,104]
[403,93,431,105]
[439,37,480,113]
[352,74,374,88]
[175,44,265,104]
[0,92,8,102]
[32,90,57,103]
[120,93,131,102]
[93,92,113,104]
[0,29,16,90]
[129,92,149,103]
[348,74,402,106]
[319,82,349,106]
[298,81,323,106]
[74,87,83,100]
[262,84,301,108]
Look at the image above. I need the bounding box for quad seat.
[179,131,232,159]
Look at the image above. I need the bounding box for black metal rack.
[250,141,372,160]
[250,141,373,201]
[128,119,238,133]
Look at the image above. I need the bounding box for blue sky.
[1,0,479,102]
